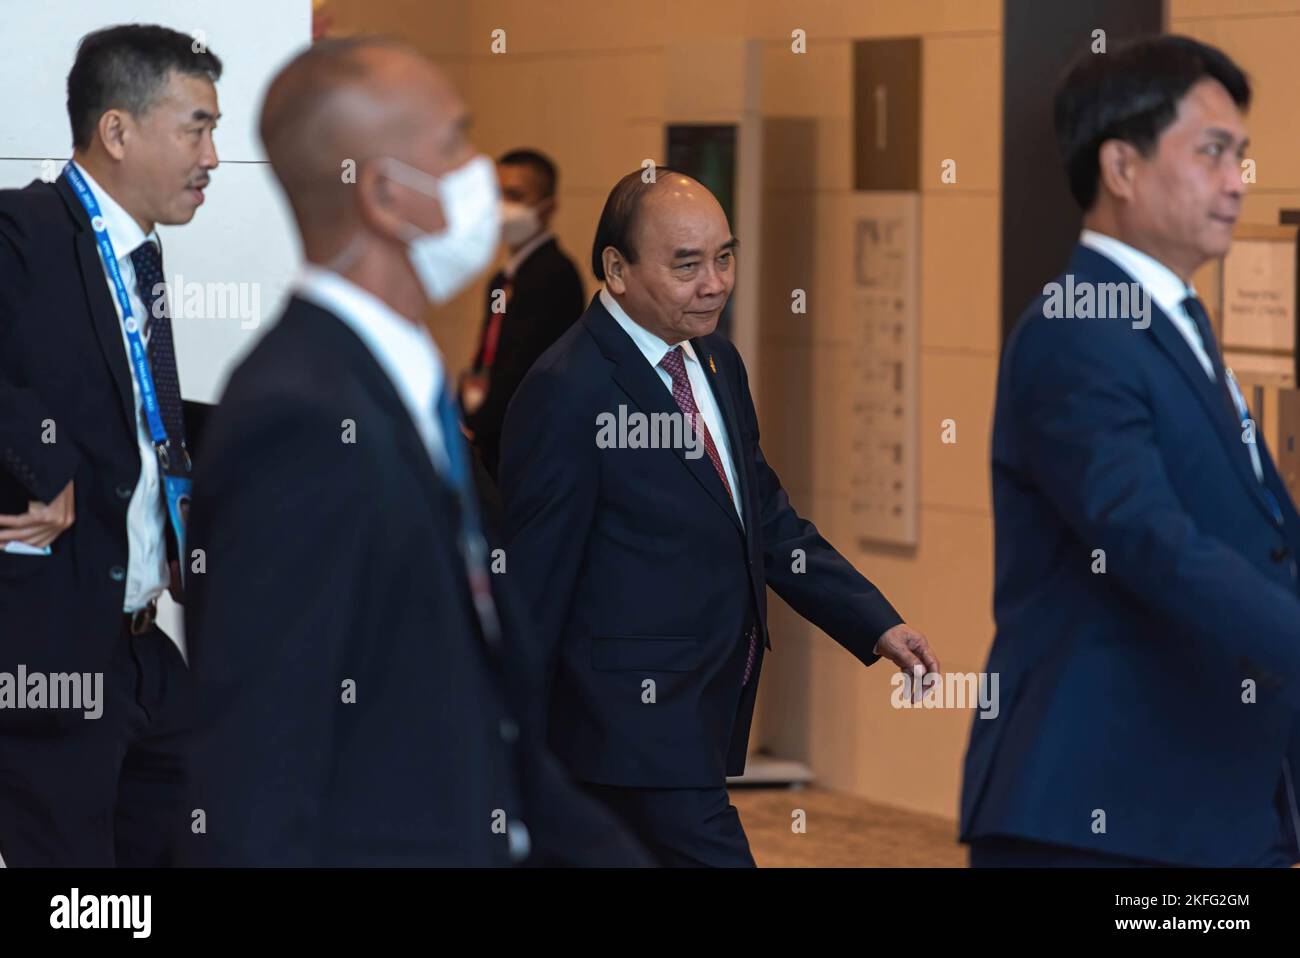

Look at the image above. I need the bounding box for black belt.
[123,599,158,636]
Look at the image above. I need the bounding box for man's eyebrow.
[190,109,221,123]
[1205,126,1246,147]
[673,237,740,259]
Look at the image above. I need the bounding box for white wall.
[0,0,313,638]
[0,0,311,399]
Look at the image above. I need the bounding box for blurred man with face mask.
[183,37,646,866]
[461,149,584,480]
[498,169,939,865]
[0,24,220,867]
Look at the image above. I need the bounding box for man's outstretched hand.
[872,623,940,677]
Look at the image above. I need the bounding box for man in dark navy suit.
[184,38,645,866]
[0,25,221,866]
[962,35,1300,867]
[498,168,939,866]
[461,149,585,480]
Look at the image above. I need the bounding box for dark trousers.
[0,621,193,866]
[969,833,1297,868]
[582,783,756,867]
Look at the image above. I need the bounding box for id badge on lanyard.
[63,164,192,576]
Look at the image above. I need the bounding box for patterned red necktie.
[657,345,757,684]
[479,272,512,370]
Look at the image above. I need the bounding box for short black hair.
[67,24,223,151]
[591,166,679,281]
[1054,34,1250,211]
[498,148,558,198]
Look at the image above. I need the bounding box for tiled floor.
[732,786,967,867]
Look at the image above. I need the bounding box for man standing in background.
[462,149,584,479]
[0,25,220,866]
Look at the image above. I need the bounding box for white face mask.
[500,200,542,249]
[380,154,501,304]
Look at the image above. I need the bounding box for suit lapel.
[691,336,755,545]
[296,298,461,523]
[289,298,506,662]
[584,298,744,534]
[1071,245,1280,526]
[54,176,136,440]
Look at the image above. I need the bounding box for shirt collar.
[70,160,157,261]
[1079,228,1197,317]
[294,264,444,415]
[599,286,700,370]
[504,230,553,279]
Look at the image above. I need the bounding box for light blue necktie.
[434,384,501,647]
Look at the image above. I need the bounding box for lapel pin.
[708,354,717,374]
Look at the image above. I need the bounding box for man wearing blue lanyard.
[0,25,221,866]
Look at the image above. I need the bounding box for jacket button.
[116,484,133,500]
[507,820,531,862]
[499,718,519,743]
[109,566,126,582]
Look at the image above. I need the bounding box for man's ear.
[354,163,394,240]
[1096,139,1139,203]
[356,160,445,243]
[536,196,556,225]
[96,110,130,161]
[602,247,627,294]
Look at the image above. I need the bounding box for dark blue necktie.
[435,383,501,647]
[1182,295,1238,422]
[1183,294,1283,525]
[129,239,188,472]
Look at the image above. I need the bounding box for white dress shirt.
[294,265,449,472]
[503,229,553,280]
[1080,228,1264,481]
[72,162,171,617]
[599,287,744,522]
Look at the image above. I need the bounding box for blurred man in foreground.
[185,37,645,866]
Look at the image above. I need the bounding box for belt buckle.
[129,601,157,636]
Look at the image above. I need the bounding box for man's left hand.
[872,623,939,676]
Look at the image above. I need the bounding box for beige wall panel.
[1172,0,1300,19]
[919,353,997,514]
[761,38,852,117]
[921,34,1002,194]
[746,0,1000,40]
[921,194,1000,353]
[755,505,994,819]
[1173,15,1300,191]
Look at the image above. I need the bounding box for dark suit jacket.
[0,176,185,691]
[465,238,584,477]
[498,294,903,789]
[184,295,646,866]
[961,243,1300,866]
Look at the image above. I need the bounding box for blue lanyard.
[63,163,193,578]
[63,163,179,467]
